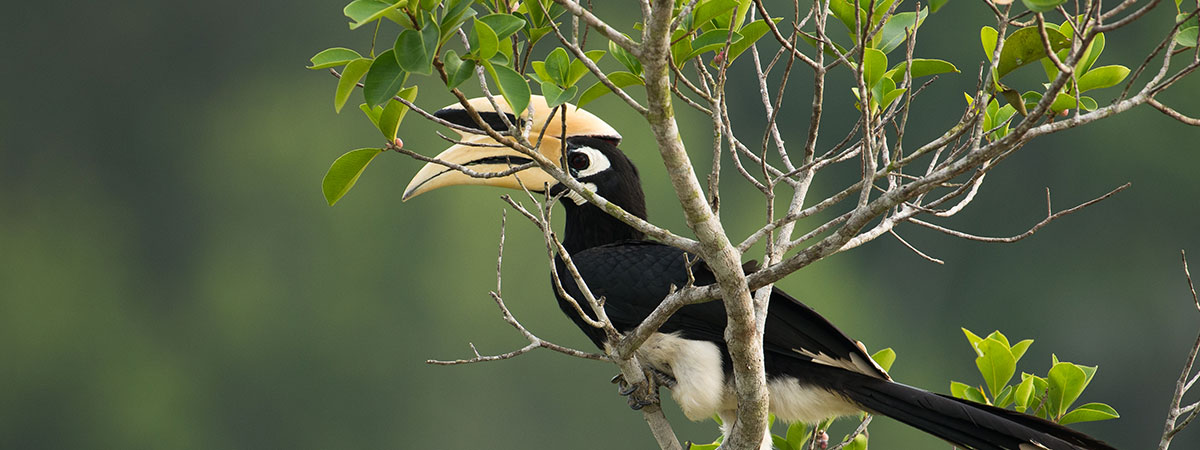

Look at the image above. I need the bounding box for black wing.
[554,240,887,380]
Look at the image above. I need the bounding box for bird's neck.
[561,199,646,254]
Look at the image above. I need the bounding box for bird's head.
[401,95,625,201]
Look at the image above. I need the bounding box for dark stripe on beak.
[434,109,523,134]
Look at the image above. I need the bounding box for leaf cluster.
[951,329,1119,425]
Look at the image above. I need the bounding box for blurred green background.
[2,1,1197,449]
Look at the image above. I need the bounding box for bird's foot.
[610,368,674,410]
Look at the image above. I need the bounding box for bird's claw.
[611,368,674,410]
[618,381,638,396]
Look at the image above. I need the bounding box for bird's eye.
[568,152,590,172]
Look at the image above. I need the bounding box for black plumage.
[546,137,1115,450]
[408,101,1116,450]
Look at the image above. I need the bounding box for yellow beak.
[402,95,619,201]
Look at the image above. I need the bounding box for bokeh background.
[2,1,1198,449]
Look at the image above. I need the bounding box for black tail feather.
[841,377,1117,450]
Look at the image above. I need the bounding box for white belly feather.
[635,332,861,425]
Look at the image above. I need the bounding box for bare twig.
[889,229,945,264]
[827,415,873,450]
[1148,98,1200,126]
[427,211,607,365]
[551,0,641,56]
[1157,250,1200,450]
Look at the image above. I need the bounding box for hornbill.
[403,96,1115,450]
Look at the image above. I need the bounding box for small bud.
[712,49,727,66]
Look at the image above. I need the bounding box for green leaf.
[1022,0,1068,13]
[309,47,364,69]
[725,18,780,63]
[987,99,1018,137]
[1047,362,1089,418]
[344,0,401,29]
[881,87,906,109]
[359,103,383,127]
[544,48,571,85]
[541,81,578,108]
[785,421,809,450]
[478,13,525,39]
[394,27,434,75]
[363,50,409,107]
[976,338,1017,398]
[1059,402,1119,425]
[830,0,867,35]
[771,435,792,450]
[568,50,606,86]
[1010,339,1033,361]
[1177,13,1199,48]
[870,348,897,372]
[994,384,1015,408]
[335,58,372,113]
[1077,32,1106,74]
[983,98,999,131]
[730,0,754,31]
[863,48,887,91]
[1021,91,1043,112]
[488,50,511,67]
[872,0,903,20]
[610,39,643,76]
[930,0,950,13]
[323,148,384,206]
[523,0,547,27]
[1077,65,1130,92]
[487,63,531,115]
[960,386,988,403]
[442,0,473,19]
[886,58,960,83]
[980,26,999,62]
[963,328,986,356]
[693,0,740,29]
[874,10,927,54]
[1014,375,1035,412]
[470,18,499,60]
[377,86,418,141]
[950,380,970,398]
[684,29,743,63]
[843,432,868,450]
[1079,96,1098,110]
[530,61,550,83]
[995,26,1071,79]
[671,28,695,66]
[439,3,477,43]
[442,50,476,89]
[1078,363,1098,386]
[578,71,644,107]
[985,330,1011,348]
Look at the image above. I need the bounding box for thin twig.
[827,415,873,450]
[910,183,1130,243]
[1148,98,1200,126]
[889,229,945,264]
[1158,250,1200,450]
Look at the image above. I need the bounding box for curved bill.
[402,95,619,201]
[401,135,563,201]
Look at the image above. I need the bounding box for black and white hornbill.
[403,96,1115,450]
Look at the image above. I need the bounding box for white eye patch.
[570,146,612,179]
